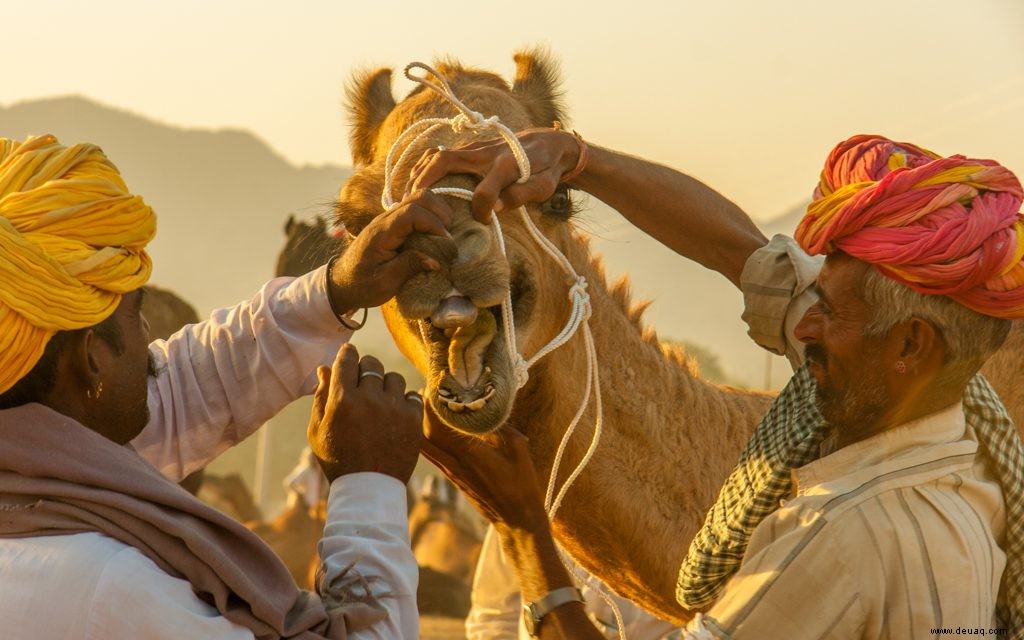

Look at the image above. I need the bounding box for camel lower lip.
[418,311,515,434]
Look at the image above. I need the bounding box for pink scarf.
[0,403,387,639]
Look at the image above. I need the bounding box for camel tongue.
[447,311,496,389]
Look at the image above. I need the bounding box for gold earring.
[87,381,104,399]
[895,360,907,374]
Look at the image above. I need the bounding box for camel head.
[335,50,579,435]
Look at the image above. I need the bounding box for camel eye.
[540,186,573,220]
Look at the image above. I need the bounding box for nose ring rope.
[381,62,625,637]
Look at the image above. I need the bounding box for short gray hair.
[861,267,1011,387]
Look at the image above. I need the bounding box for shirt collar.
[794,401,967,492]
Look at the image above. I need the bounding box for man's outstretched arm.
[411,128,768,288]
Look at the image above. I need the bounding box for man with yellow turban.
[409,131,1024,638]
[0,134,458,638]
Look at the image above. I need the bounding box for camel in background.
[276,214,344,277]
[333,50,1024,624]
[982,320,1024,431]
[410,475,484,618]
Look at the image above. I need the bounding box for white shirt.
[467,525,681,640]
[0,267,418,639]
[684,235,1007,638]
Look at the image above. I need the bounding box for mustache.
[805,344,828,368]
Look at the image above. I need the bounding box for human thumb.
[380,249,441,289]
[311,366,330,422]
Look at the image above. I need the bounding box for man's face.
[794,254,892,433]
[96,289,153,444]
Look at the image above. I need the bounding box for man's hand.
[409,127,582,223]
[327,190,455,312]
[421,406,549,532]
[307,344,423,484]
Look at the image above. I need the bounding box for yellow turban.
[0,134,156,395]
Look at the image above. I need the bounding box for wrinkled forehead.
[819,252,872,308]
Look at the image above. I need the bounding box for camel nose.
[453,224,491,266]
[430,294,478,329]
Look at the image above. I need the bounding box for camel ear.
[512,48,565,127]
[284,214,296,235]
[346,68,396,166]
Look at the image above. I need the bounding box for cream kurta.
[686,235,1008,638]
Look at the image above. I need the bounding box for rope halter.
[382,62,591,392]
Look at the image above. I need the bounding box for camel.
[409,475,484,618]
[142,284,201,341]
[333,50,1024,625]
[333,50,774,624]
[276,214,344,277]
[981,320,1024,432]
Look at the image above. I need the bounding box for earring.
[895,360,907,374]
[87,381,104,399]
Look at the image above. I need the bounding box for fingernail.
[422,257,441,271]
[493,201,504,213]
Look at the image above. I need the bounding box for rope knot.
[513,354,530,389]
[451,112,500,133]
[569,277,592,318]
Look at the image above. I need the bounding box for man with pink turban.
[411,131,1023,639]
[0,134,458,638]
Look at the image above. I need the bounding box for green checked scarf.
[677,364,1024,634]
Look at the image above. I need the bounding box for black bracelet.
[325,255,368,330]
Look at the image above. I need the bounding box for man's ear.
[894,318,945,373]
[62,329,103,391]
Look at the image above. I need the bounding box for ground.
[421,615,467,639]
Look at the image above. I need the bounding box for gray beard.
[815,372,890,435]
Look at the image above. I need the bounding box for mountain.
[2,95,349,316]
[761,201,809,237]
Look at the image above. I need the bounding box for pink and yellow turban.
[0,134,156,395]
[795,134,1024,319]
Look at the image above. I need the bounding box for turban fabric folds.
[795,134,1024,319]
[0,134,155,395]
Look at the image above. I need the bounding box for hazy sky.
[3,0,1023,221]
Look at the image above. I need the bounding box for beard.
[806,343,890,433]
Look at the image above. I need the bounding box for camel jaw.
[418,311,516,435]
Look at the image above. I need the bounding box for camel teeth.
[437,387,454,399]
[466,398,487,411]
[484,366,491,375]
[481,386,496,401]
[444,399,466,413]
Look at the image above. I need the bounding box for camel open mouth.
[418,303,518,435]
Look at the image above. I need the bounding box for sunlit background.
[5,0,1022,216]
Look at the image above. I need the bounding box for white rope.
[387,62,625,639]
